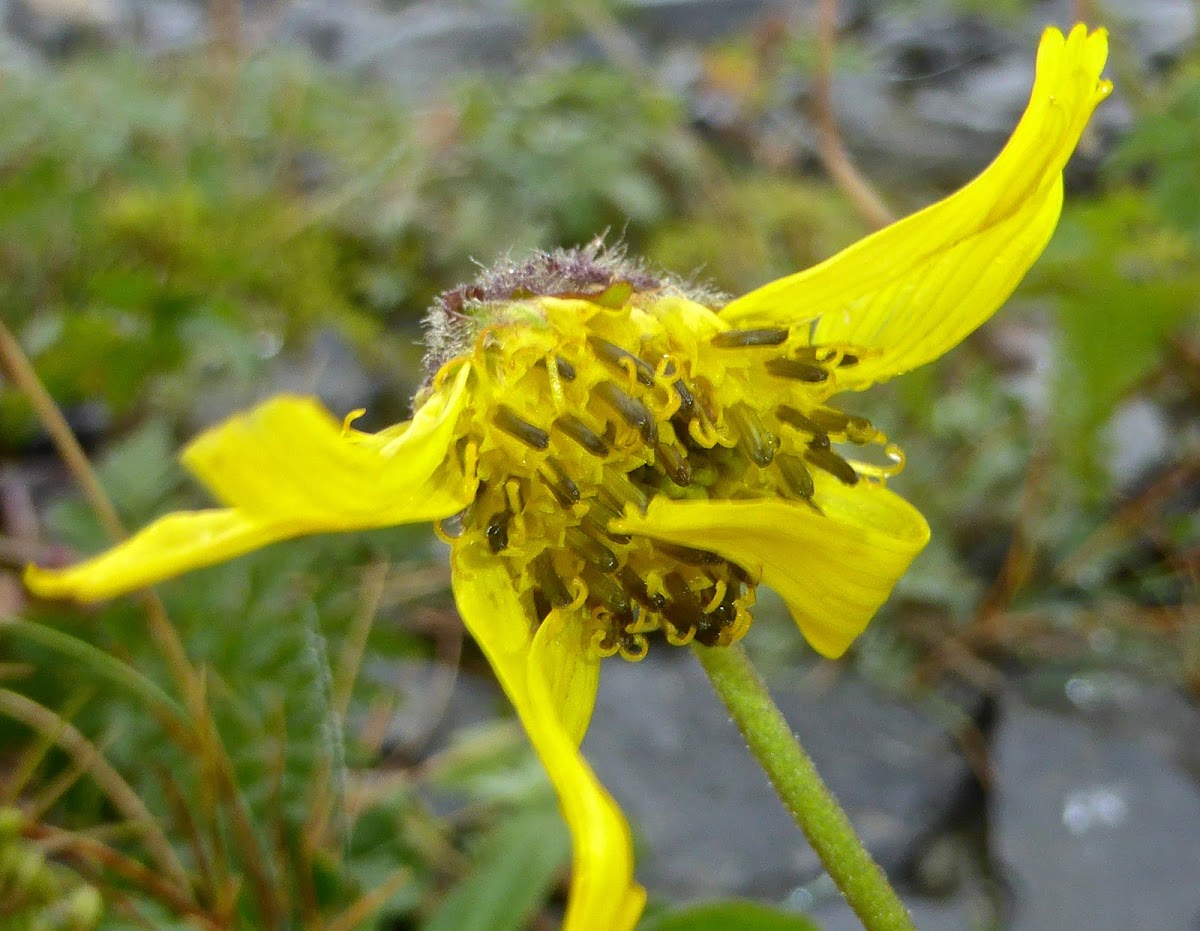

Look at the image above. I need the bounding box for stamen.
[654,541,723,566]
[590,627,621,659]
[776,405,825,436]
[485,510,512,553]
[711,327,789,348]
[556,357,577,380]
[618,631,649,662]
[566,526,619,572]
[765,358,830,383]
[494,404,550,449]
[655,442,693,487]
[776,454,815,498]
[586,497,632,542]
[663,621,696,646]
[596,380,658,444]
[618,567,666,611]
[539,461,580,507]
[588,336,656,387]
[581,564,634,620]
[727,404,776,466]
[554,413,610,457]
[672,380,695,417]
[805,442,860,485]
[581,510,631,545]
[601,467,650,513]
[533,551,573,607]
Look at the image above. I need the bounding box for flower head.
[26,25,1110,931]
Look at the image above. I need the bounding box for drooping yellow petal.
[24,364,474,603]
[450,550,643,931]
[613,478,930,658]
[720,25,1111,390]
[183,361,473,525]
[26,509,282,601]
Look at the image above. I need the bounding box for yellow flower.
[26,25,1109,931]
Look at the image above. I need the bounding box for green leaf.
[639,900,822,931]
[422,805,570,931]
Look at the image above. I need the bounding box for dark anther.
[765,358,830,383]
[655,541,723,566]
[486,511,512,553]
[672,380,695,417]
[494,404,550,450]
[533,551,573,608]
[555,357,577,380]
[727,404,776,466]
[776,405,825,436]
[808,434,831,451]
[540,459,580,506]
[807,408,851,434]
[582,510,632,545]
[777,454,815,499]
[805,447,860,486]
[711,327,790,348]
[601,469,650,514]
[596,380,658,445]
[554,414,610,457]
[838,353,859,367]
[582,564,634,620]
[662,573,705,631]
[567,526,619,573]
[729,562,757,586]
[532,588,553,622]
[588,336,656,387]
[655,442,693,487]
[586,497,632,543]
[619,567,666,611]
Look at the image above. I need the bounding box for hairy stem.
[693,641,916,931]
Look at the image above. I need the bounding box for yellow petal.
[613,479,930,658]
[25,509,281,601]
[25,364,474,602]
[720,25,1111,390]
[450,550,643,931]
[183,361,473,525]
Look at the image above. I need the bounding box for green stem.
[693,642,916,931]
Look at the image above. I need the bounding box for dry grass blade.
[333,559,389,720]
[23,819,219,930]
[320,866,412,931]
[0,688,191,892]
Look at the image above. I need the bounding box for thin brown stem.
[812,0,893,230]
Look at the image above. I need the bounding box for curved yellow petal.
[720,25,1111,390]
[25,509,281,601]
[450,550,643,931]
[183,361,473,525]
[613,480,930,658]
[25,364,474,603]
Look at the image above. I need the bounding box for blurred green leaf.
[423,804,570,931]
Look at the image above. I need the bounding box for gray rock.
[275,0,529,96]
[6,0,122,54]
[584,650,975,900]
[129,0,204,52]
[991,677,1200,931]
